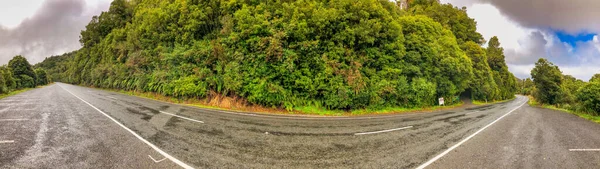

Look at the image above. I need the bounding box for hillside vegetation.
[39,0,517,111]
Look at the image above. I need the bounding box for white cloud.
[442,0,600,80]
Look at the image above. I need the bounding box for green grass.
[0,83,54,100]
[293,102,464,116]
[528,96,600,124]
[0,88,34,100]
[86,85,472,116]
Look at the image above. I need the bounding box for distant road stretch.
[1,83,599,168]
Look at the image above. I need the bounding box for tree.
[590,73,600,83]
[0,68,6,94]
[8,55,36,88]
[409,0,485,45]
[560,75,585,105]
[487,36,517,100]
[462,41,497,101]
[35,68,49,86]
[531,58,563,105]
[577,82,600,115]
[516,78,535,95]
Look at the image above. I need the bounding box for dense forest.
[38,0,518,111]
[0,55,49,94]
[521,58,600,116]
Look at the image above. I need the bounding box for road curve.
[1,83,598,168]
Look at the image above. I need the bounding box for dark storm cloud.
[446,0,600,34]
[0,0,110,65]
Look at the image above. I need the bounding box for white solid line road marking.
[148,155,168,163]
[354,126,413,135]
[0,119,29,121]
[569,149,600,152]
[58,84,194,169]
[0,140,15,144]
[416,98,528,169]
[159,111,204,123]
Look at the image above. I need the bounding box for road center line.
[0,119,29,121]
[0,140,15,144]
[159,111,204,124]
[416,98,528,169]
[107,96,118,100]
[58,84,194,169]
[569,149,600,152]
[354,126,413,135]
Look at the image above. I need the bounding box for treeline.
[0,55,49,94]
[40,0,517,110]
[525,58,600,115]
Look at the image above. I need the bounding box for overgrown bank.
[39,0,518,113]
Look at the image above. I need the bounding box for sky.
[441,0,600,81]
[0,0,599,81]
[0,0,111,65]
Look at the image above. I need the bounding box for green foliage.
[590,74,600,83]
[486,37,517,100]
[531,58,563,105]
[18,75,35,88]
[409,0,485,45]
[576,82,600,115]
[516,78,535,95]
[34,68,49,86]
[35,52,74,82]
[560,75,585,105]
[38,0,519,112]
[0,68,7,94]
[399,15,473,102]
[8,55,36,83]
[462,41,498,101]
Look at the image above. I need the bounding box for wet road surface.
[1,83,598,168]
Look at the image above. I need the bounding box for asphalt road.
[0,83,598,168]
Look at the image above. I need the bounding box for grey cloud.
[444,0,600,34]
[504,31,547,65]
[0,0,110,65]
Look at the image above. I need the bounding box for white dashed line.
[569,149,600,152]
[107,96,118,100]
[416,98,528,169]
[0,140,15,144]
[0,119,29,121]
[354,126,413,135]
[159,111,204,123]
[58,84,194,169]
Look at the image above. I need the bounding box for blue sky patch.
[555,31,596,47]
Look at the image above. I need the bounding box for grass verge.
[91,86,467,116]
[0,83,54,100]
[0,88,34,100]
[527,96,600,124]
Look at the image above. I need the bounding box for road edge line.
[354,126,413,135]
[58,84,194,169]
[416,97,528,169]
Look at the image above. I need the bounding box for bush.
[576,82,600,115]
